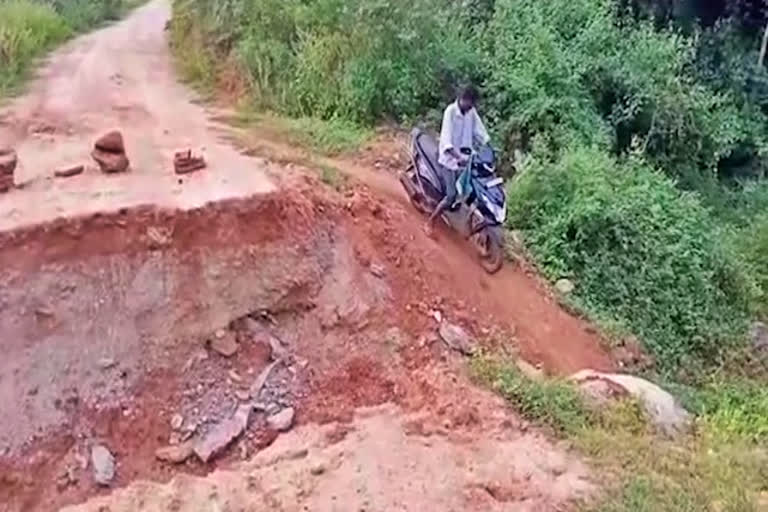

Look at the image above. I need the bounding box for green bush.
[173,0,476,123]
[508,146,755,371]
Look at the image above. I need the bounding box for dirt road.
[0,1,612,510]
[0,0,272,231]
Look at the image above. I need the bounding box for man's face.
[458,97,474,113]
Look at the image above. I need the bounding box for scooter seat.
[411,128,441,175]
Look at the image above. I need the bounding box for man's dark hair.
[459,85,480,104]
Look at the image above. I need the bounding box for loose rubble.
[92,130,130,173]
[438,322,475,355]
[90,444,116,486]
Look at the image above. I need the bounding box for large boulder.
[570,369,691,436]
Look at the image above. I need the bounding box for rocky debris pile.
[570,369,691,436]
[174,149,206,175]
[155,317,302,466]
[91,444,115,486]
[92,130,129,173]
[0,146,17,192]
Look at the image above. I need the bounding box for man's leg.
[425,167,457,237]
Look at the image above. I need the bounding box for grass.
[0,0,145,97]
[471,354,768,512]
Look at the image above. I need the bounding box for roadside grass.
[232,110,371,157]
[0,0,147,98]
[471,354,768,512]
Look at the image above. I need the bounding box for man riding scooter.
[424,85,490,238]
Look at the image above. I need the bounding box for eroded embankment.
[0,191,334,456]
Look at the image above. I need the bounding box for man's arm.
[439,106,464,162]
[473,109,490,146]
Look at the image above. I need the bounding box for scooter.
[399,128,507,274]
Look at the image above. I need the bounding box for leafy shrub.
[173,0,476,123]
[508,146,754,371]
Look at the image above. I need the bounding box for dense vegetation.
[0,0,130,94]
[172,0,768,377]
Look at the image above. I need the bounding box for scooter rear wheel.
[473,226,504,274]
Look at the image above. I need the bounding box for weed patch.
[473,354,768,512]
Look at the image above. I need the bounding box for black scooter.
[399,128,506,274]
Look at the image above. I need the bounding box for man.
[425,85,490,237]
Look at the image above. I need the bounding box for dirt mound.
[63,404,593,512]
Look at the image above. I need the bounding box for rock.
[90,445,115,485]
[570,370,691,436]
[369,263,386,278]
[98,357,117,370]
[0,147,18,175]
[210,331,239,357]
[235,390,251,401]
[750,321,768,354]
[91,149,129,173]
[438,322,475,355]
[94,131,125,153]
[193,404,251,462]
[554,278,575,295]
[516,359,544,381]
[155,442,194,464]
[267,407,295,432]
[249,361,278,399]
[170,413,184,430]
[54,164,84,178]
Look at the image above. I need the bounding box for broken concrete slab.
[193,404,251,463]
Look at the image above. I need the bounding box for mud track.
[0,1,613,510]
